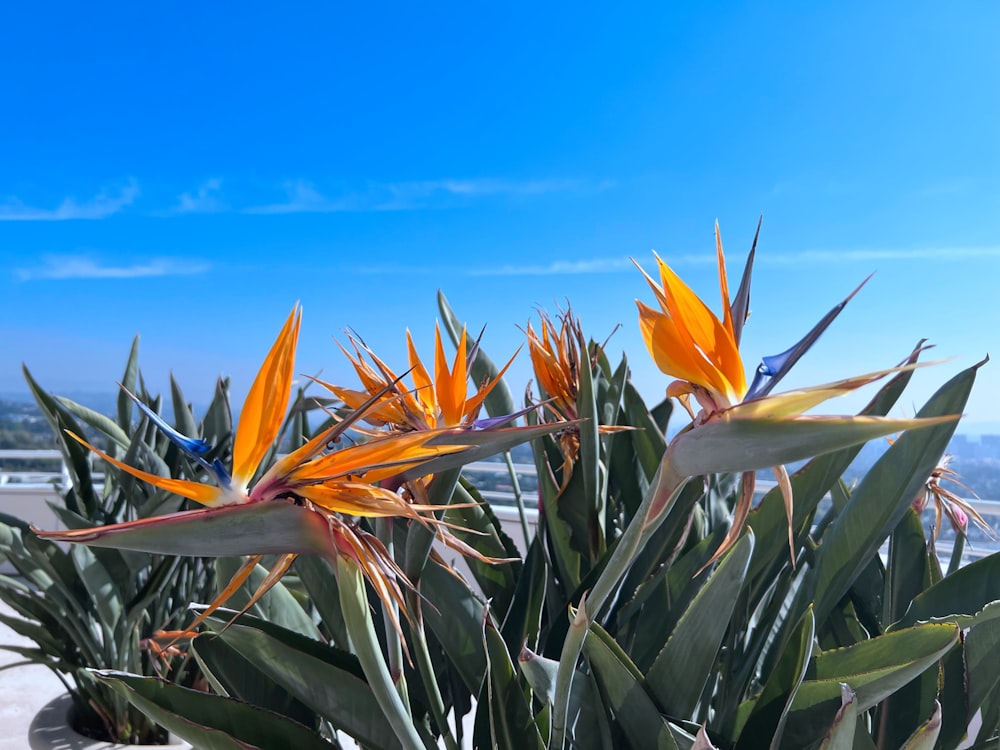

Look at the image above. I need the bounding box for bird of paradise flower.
[524,306,628,491]
[634,221,954,565]
[34,306,556,635]
[317,324,519,433]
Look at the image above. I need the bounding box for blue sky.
[1,2,998,432]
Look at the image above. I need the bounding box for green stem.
[406,590,460,750]
[503,450,532,550]
[376,517,410,709]
[335,555,427,750]
[947,530,966,576]
[550,459,687,748]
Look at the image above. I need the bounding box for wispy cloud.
[16,254,211,281]
[172,178,225,214]
[762,247,1000,264]
[0,182,138,221]
[356,245,1000,278]
[245,177,610,214]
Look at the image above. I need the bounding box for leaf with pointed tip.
[583,621,681,750]
[811,362,980,621]
[645,531,754,720]
[93,670,333,750]
[735,607,815,748]
[198,612,403,750]
[782,624,959,747]
[893,554,1000,630]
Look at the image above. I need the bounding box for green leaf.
[735,607,815,748]
[214,557,321,639]
[893,553,1000,630]
[518,647,604,750]
[783,623,960,747]
[811,363,978,622]
[69,544,123,638]
[966,614,1000,722]
[499,535,547,654]
[117,336,140,429]
[292,555,349,648]
[192,635,318,730]
[443,479,521,616]
[584,622,681,750]
[93,670,332,750]
[480,616,545,750]
[646,530,754,719]
[202,610,404,750]
[420,555,487,694]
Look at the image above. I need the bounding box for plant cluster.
[4,224,998,749]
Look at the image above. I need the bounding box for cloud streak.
[245,177,610,214]
[761,247,1000,264]
[0,182,138,221]
[172,178,225,214]
[16,254,211,281]
[355,246,1000,278]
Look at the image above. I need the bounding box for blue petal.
[470,403,540,430]
[743,275,871,401]
[123,387,232,487]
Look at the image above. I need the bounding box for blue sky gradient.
[2,2,998,430]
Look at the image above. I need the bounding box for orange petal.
[232,305,301,485]
[67,431,227,506]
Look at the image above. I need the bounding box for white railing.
[3,450,998,565]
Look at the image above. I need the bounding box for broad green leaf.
[69,544,122,640]
[646,531,754,719]
[886,508,929,626]
[292,555,349,648]
[117,335,140,429]
[966,614,1000,720]
[783,623,959,747]
[402,468,461,583]
[442,478,522,616]
[893,553,1000,630]
[622,380,666,483]
[191,635,317,730]
[421,555,487,694]
[811,363,978,621]
[583,622,681,750]
[480,617,545,750]
[93,670,332,750]
[499,535,546,654]
[735,607,815,748]
[200,612,403,750]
